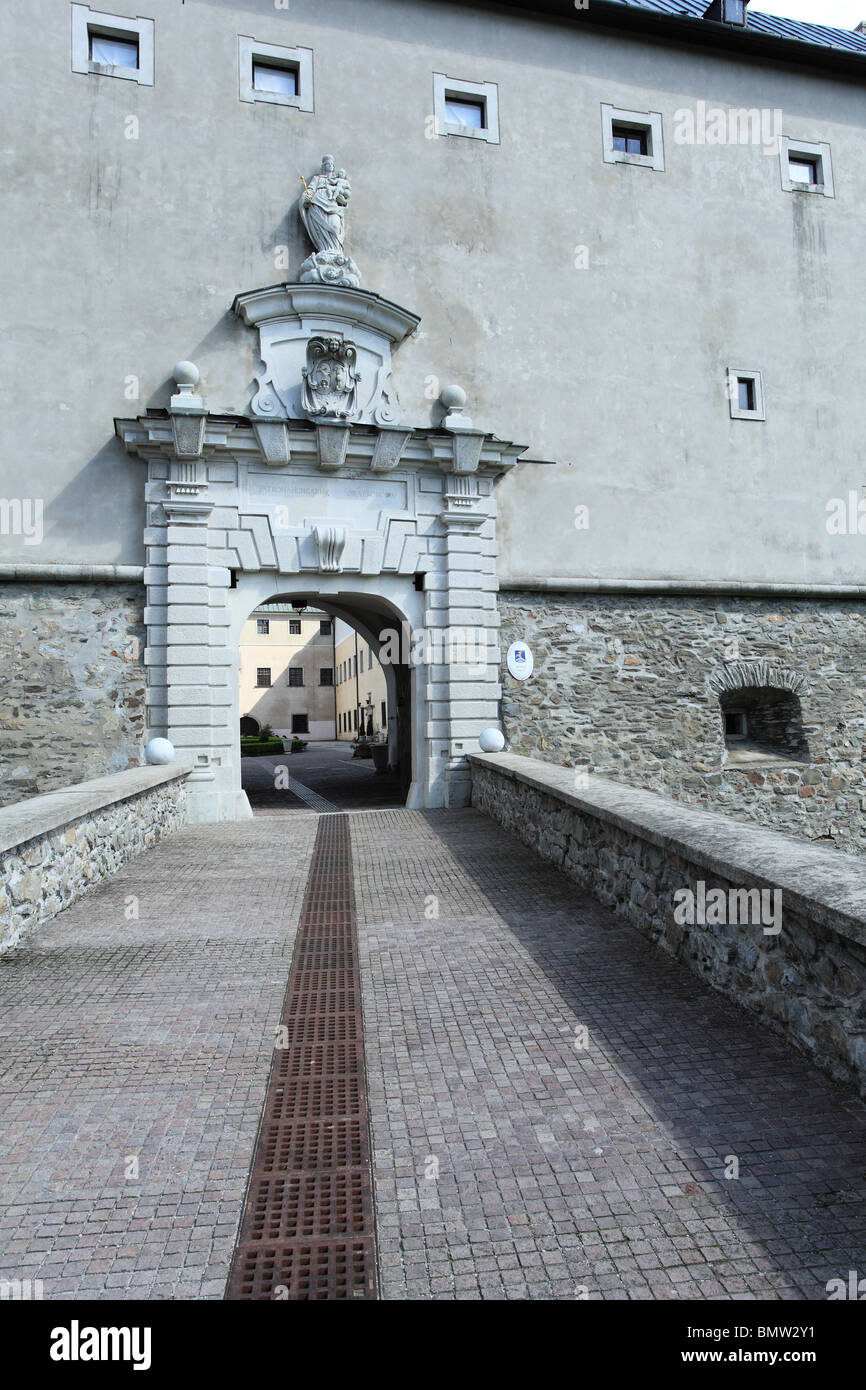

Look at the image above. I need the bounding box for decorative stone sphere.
[145,737,175,766]
[478,728,505,753]
[440,383,467,411]
[172,360,200,389]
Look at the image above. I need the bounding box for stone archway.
[231,581,420,812]
[117,245,536,821]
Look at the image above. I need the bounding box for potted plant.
[371,739,389,773]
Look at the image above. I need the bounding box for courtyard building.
[238,603,336,740]
[334,619,389,742]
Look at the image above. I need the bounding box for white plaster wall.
[1,0,864,583]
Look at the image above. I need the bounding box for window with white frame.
[601,104,664,171]
[238,36,313,111]
[727,368,765,421]
[779,138,834,197]
[433,74,500,143]
[256,618,270,635]
[71,4,154,84]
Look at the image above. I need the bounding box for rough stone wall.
[499,593,866,855]
[0,583,146,805]
[0,778,188,953]
[471,761,866,1096]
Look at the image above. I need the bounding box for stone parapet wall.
[0,765,191,953]
[470,752,866,1095]
[0,581,146,807]
[498,592,866,855]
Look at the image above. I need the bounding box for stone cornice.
[0,564,145,583]
[232,282,420,345]
[115,413,530,479]
[498,577,866,599]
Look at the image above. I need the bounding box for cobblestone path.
[352,810,866,1301]
[0,816,317,1299]
[0,806,863,1300]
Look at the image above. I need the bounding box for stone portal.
[116,156,536,821]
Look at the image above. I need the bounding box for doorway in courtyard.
[236,588,410,813]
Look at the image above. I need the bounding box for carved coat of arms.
[301,336,361,420]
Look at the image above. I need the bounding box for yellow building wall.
[334,631,388,742]
[239,608,336,740]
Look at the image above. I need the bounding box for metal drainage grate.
[226,815,377,1300]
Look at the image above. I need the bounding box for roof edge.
[433,0,866,80]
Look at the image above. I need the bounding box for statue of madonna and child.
[298,155,362,289]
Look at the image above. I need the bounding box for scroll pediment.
[232,283,420,428]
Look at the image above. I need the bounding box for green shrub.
[240,736,285,756]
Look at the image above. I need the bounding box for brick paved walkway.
[352,810,866,1302]
[0,816,317,1300]
[0,806,863,1300]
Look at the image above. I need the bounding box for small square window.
[319,620,332,636]
[256,667,272,688]
[256,618,270,635]
[788,157,817,185]
[780,138,833,197]
[602,105,664,172]
[320,668,333,687]
[444,97,485,129]
[253,62,298,96]
[737,378,755,412]
[288,667,304,687]
[89,33,138,67]
[72,6,153,85]
[612,125,647,157]
[728,368,765,421]
[433,73,499,143]
[289,619,301,635]
[239,37,313,111]
[292,714,308,734]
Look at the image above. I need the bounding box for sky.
[752,0,865,25]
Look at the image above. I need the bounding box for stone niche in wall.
[711,660,810,766]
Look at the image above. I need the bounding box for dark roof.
[604,1,866,54]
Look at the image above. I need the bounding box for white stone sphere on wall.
[440,383,467,410]
[172,360,200,388]
[145,737,175,765]
[478,728,505,753]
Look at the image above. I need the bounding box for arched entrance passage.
[232,581,419,811]
[116,278,537,823]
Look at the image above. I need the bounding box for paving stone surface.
[0,804,864,1302]
[244,742,404,814]
[0,816,318,1301]
[351,809,866,1302]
